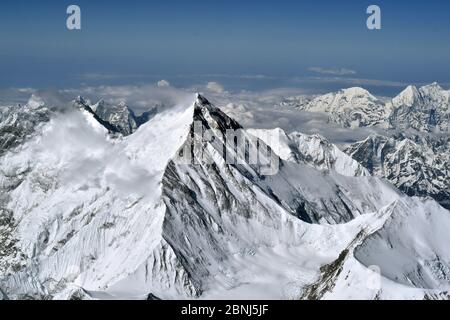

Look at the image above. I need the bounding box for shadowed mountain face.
[0,93,449,300]
[74,96,158,136]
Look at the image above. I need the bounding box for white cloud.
[4,81,442,147]
[156,80,170,88]
[174,74,274,80]
[74,73,148,80]
[309,67,357,76]
[238,74,273,80]
[221,103,255,126]
[302,76,409,88]
[206,82,225,93]
[17,88,36,94]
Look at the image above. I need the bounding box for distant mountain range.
[279,82,449,132]
[278,83,449,209]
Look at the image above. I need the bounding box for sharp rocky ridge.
[0,93,449,300]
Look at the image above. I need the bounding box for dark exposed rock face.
[74,97,158,136]
[347,134,450,209]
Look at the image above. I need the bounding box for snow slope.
[0,99,197,299]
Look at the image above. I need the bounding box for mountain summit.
[301,87,388,128]
[388,83,449,132]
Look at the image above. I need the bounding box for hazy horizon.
[1,0,450,95]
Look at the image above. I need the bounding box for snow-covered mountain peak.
[303,87,387,128]
[392,85,420,107]
[94,100,137,136]
[392,82,448,108]
[418,82,448,105]
[193,93,242,132]
[72,96,94,114]
[26,94,46,110]
[420,81,443,92]
[70,96,161,136]
[195,92,207,101]
[116,101,128,109]
[194,93,215,110]
[388,83,449,132]
[340,87,375,99]
[90,99,105,112]
[74,95,88,106]
[0,96,51,156]
[280,83,448,132]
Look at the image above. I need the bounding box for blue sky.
[1,0,450,95]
